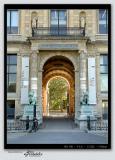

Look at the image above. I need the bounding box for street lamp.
[33,100,36,118]
[32,92,37,131]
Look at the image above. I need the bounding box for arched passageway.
[42,56,75,117]
[46,76,69,116]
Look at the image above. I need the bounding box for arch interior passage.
[47,76,69,116]
[42,56,75,117]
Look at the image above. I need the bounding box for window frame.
[7,9,19,34]
[100,54,108,93]
[7,54,17,93]
[7,100,15,119]
[50,10,67,36]
[50,9,67,27]
[98,9,108,34]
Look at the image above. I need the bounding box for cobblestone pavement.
[7,117,108,144]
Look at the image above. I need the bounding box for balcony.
[31,27,85,40]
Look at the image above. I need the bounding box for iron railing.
[90,121,108,131]
[7,120,33,131]
[32,27,85,37]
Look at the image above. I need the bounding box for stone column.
[30,50,41,121]
[79,50,88,130]
[37,70,43,124]
[96,53,101,116]
[75,69,80,124]
[30,51,43,124]
[15,53,22,117]
[30,50,38,98]
[79,50,87,101]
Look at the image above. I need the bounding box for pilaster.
[75,69,80,123]
[79,50,87,101]
[37,70,43,124]
[30,50,38,98]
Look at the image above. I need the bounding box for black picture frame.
[4,4,111,149]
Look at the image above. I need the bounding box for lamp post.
[34,102,36,118]
[32,93,37,131]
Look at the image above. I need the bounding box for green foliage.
[48,77,68,111]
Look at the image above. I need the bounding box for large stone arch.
[39,52,77,71]
[42,55,75,117]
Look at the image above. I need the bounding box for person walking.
[33,117,38,132]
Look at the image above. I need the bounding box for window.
[7,100,15,119]
[7,55,17,92]
[7,10,19,34]
[99,9,108,34]
[100,55,108,92]
[102,100,108,120]
[50,10,67,35]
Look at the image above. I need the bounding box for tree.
[48,77,68,112]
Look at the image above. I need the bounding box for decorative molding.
[38,44,79,50]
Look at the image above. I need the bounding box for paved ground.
[7,117,108,144]
[88,130,108,137]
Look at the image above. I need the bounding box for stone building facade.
[7,9,108,129]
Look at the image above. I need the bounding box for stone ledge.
[95,34,108,42]
[7,34,28,43]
